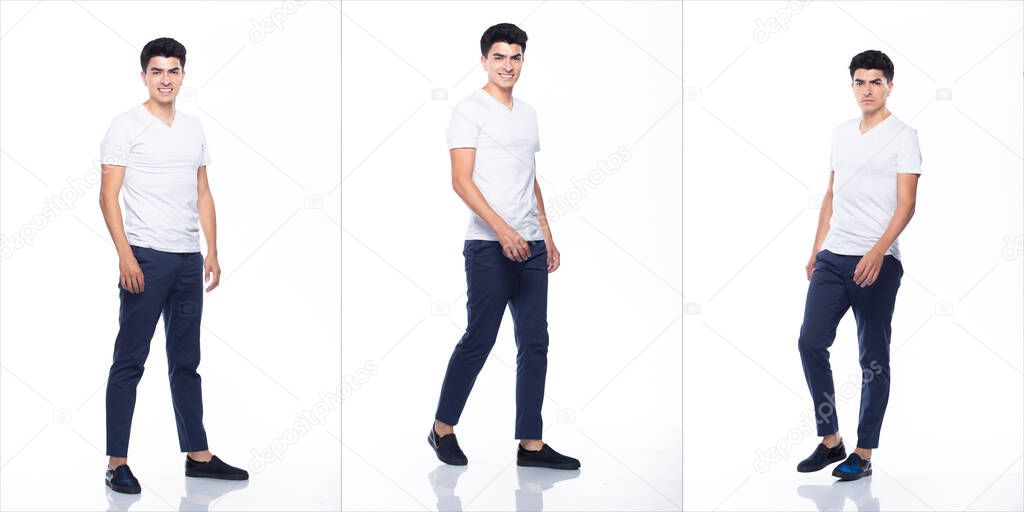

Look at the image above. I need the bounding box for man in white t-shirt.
[795,50,923,481]
[99,38,247,494]
[428,23,580,471]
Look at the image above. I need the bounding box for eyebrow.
[149,67,181,72]
[854,78,883,83]
[492,53,522,58]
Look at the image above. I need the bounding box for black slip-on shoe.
[428,424,468,466]
[185,455,249,480]
[832,453,872,481]
[105,464,142,494]
[517,443,581,470]
[796,440,847,473]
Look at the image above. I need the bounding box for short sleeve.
[896,128,922,174]
[446,104,480,149]
[100,117,131,166]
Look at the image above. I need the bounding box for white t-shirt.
[824,114,922,260]
[446,88,543,241]
[100,104,210,253]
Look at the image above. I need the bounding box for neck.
[143,98,175,118]
[482,82,513,106]
[861,106,891,127]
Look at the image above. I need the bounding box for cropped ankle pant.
[435,240,549,440]
[105,245,209,457]
[797,249,903,449]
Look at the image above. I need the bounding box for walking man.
[99,37,248,494]
[795,50,922,481]
[428,23,580,471]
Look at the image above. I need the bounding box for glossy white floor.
[0,315,341,511]
[0,380,341,511]
[684,441,1023,511]
[342,414,681,511]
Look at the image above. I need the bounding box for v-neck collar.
[139,103,176,128]
[858,113,893,136]
[478,88,514,112]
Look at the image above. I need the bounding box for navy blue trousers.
[435,240,549,440]
[798,249,903,449]
[106,245,209,457]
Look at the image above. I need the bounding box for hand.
[204,253,221,292]
[498,227,530,262]
[853,249,885,287]
[806,252,817,281]
[546,240,560,272]
[119,255,144,294]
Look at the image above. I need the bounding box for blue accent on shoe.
[105,464,141,494]
[832,453,872,481]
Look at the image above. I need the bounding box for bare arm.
[812,171,835,254]
[533,178,560,272]
[806,171,835,280]
[99,164,144,293]
[870,173,918,255]
[197,165,221,292]
[853,173,919,286]
[450,148,530,261]
[533,178,552,243]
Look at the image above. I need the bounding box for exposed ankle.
[520,440,543,451]
[434,420,453,437]
[823,434,841,448]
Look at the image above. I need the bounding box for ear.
[480,54,487,69]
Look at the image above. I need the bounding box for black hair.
[141,37,186,71]
[480,23,527,57]
[848,50,893,82]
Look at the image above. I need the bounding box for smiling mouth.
[158,87,174,93]
[498,73,514,79]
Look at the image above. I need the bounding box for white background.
[1,1,340,510]
[684,1,1023,511]
[341,1,681,511]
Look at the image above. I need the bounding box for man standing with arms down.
[427,23,580,471]
[795,50,923,481]
[99,37,248,494]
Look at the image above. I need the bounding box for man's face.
[141,56,183,104]
[480,42,523,89]
[851,68,892,113]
